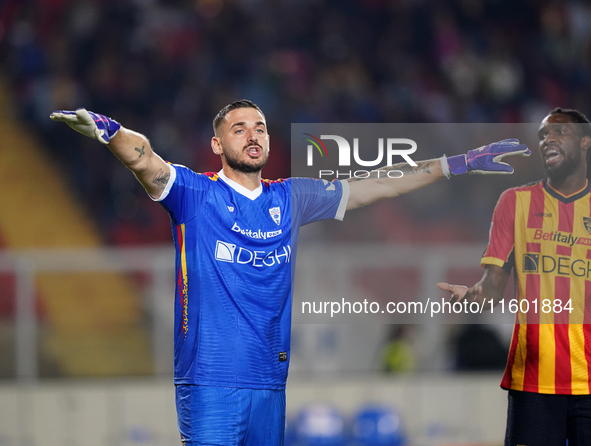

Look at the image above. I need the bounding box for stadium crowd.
[1,0,591,245]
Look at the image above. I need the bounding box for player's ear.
[211,136,223,155]
[582,135,591,152]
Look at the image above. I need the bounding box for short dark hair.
[212,100,265,134]
[548,107,591,136]
[548,108,591,180]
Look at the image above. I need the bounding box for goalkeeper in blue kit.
[50,101,529,445]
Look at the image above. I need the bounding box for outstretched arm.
[106,127,171,199]
[346,139,531,211]
[346,159,443,210]
[50,108,171,199]
[437,264,510,308]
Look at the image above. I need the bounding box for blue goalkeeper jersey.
[157,165,349,389]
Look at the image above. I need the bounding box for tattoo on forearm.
[135,146,145,158]
[152,169,170,190]
[346,160,436,182]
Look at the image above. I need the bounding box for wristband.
[440,156,451,179]
[447,154,468,175]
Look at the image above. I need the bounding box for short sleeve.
[481,188,516,270]
[291,178,349,227]
[156,164,213,225]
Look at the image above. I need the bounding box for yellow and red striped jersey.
[482,179,591,394]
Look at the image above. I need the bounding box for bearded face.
[222,138,269,173]
[538,114,587,184]
[212,107,270,175]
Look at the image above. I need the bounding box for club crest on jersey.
[584,217,591,234]
[269,206,281,225]
[227,206,234,212]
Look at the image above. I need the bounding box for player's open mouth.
[543,148,562,166]
[246,146,261,157]
[542,144,564,166]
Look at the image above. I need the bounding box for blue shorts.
[175,384,286,446]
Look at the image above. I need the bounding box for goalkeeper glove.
[442,139,531,177]
[49,108,121,144]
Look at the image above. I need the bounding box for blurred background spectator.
[380,325,416,374]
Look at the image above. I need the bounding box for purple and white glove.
[49,108,121,144]
[441,139,531,177]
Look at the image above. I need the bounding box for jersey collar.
[543,178,590,204]
[218,169,263,200]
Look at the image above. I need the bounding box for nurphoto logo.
[303,133,418,179]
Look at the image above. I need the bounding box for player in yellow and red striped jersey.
[438,108,591,446]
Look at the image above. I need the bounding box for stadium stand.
[290,403,347,446]
[351,404,406,446]
[0,75,151,377]
[4,0,587,246]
